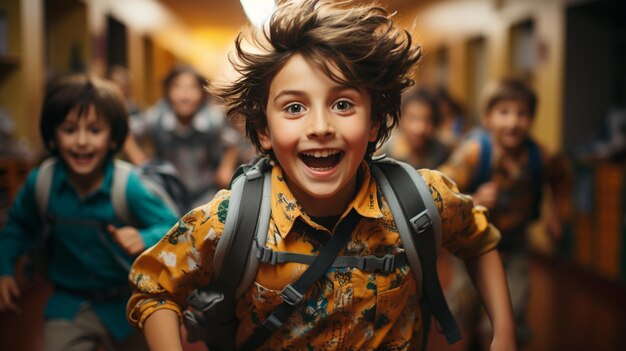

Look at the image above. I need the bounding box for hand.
[546,212,563,242]
[0,276,21,314]
[473,182,499,209]
[490,332,517,351]
[107,225,146,256]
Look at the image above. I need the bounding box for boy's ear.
[368,122,380,142]
[257,127,273,150]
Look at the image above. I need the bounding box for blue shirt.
[0,158,178,340]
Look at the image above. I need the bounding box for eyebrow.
[272,85,361,103]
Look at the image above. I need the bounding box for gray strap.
[112,160,133,225]
[35,157,58,220]
[256,247,407,273]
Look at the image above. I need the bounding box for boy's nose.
[77,129,88,144]
[307,109,335,138]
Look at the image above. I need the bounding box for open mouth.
[299,149,343,171]
[70,152,95,164]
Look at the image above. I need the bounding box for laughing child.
[126,1,516,350]
[0,75,178,351]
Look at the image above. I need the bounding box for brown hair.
[40,75,129,156]
[214,0,422,155]
[482,78,537,117]
[401,87,442,127]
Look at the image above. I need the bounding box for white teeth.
[302,150,339,158]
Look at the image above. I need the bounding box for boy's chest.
[255,216,407,292]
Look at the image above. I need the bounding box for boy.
[126,1,516,350]
[0,75,178,351]
[125,66,241,207]
[382,87,451,169]
[439,78,571,346]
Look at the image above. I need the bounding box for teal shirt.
[0,158,178,340]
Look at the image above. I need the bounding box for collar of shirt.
[57,157,115,199]
[161,104,213,135]
[270,161,384,238]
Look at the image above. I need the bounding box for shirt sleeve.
[126,189,231,329]
[418,169,501,259]
[125,170,180,248]
[0,169,43,276]
[437,139,481,193]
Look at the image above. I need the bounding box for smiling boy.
[126,1,516,350]
[0,75,178,351]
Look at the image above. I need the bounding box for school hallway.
[0,252,623,351]
[427,252,626,351]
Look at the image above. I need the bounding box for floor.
[1,253,625,351]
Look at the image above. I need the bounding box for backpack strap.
[371,157,461,346]
[241,210,361,351]
[35,157,58,219]
[471,130,492,193]
[212,157,273,298]
[111,159,134,226]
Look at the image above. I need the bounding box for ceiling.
[157,0,427,32]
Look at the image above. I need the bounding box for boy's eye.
[60,126,76,134]
[333,100,354,112]
[89,126,102,133]
[284,103,306,116]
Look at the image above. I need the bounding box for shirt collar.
[270,161,384,238]
[161,104,212,134]
[57,157,114,198]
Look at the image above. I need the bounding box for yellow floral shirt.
[127,162,500,350]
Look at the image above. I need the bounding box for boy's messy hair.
[482,78,537,117]
[40,75,129,156]
[401,87,441,127]
[215,0,422,155]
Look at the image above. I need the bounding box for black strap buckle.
[263,314,283,332]
[279,284,304,306]
[411,210,432,234]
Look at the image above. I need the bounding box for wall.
[399,0,574,151]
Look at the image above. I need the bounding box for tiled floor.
[1,253,625,350]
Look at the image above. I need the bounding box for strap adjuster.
[280,284,304,306]
[411,210,432,234]
[263,314,283,332]
[257,246,278,265]
[381,254,395,273]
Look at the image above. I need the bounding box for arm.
[0,170,42,313]
[419,169,515,350]
[143,309,183,351]
[465,250,516,351]
[126,170,179,248]
[544,152,573,240]
[126,191,230,344]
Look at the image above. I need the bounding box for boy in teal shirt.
[0,75,178,351]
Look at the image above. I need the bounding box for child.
[125,66,241,208]
[0,75,178,351]
[439,78,572,346]
[126,1,516,350]
[382,87,451,169]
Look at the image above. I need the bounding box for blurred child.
[126,1,516,350]
[439,78,572,347]
[383,86,451,169]
[0,75,178,351]
[126,66,240,207]
[436,87,470,147]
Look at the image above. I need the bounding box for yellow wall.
[46,2,89,76]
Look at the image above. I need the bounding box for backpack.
[183,156,461,351]
[30,157,186,272]
[469,130,543,219]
